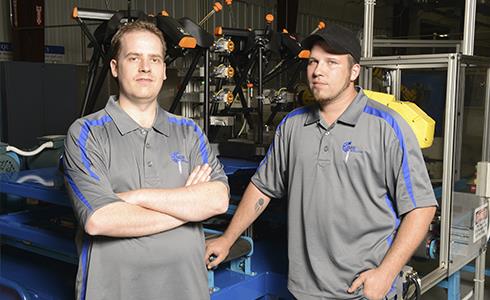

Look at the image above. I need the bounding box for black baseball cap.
[301,24,361,63]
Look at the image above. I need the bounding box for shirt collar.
[153,106,169,136]
[304,86,368,127]
[104,96,169,136]
[337,86,368,126]
[304,104,321,126]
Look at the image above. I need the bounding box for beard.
[312,78,352,106]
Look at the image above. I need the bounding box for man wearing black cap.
[206,24,436,300]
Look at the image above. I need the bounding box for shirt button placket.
[142,129,155,178]
[317,129,333,166]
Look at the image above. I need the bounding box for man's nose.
[139,58,150,72]
[311,62,325,77]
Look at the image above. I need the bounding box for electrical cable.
[237,112,248,137]
[407,273,421,300]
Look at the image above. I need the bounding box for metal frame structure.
[361,53,490,299]
[373,39,462,50]
[362,0,477,57]
[360,2,489,297]
[360,0,477,90]
[473,65,490,300]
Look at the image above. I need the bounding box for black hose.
[406,274,421,300]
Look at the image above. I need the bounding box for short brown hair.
[347,54,356,69]
[110,20,167,60]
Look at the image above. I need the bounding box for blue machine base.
[0,240,291,300]
[0,160,290,299]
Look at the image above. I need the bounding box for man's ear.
[110,59,118,78]
[350,63,361,82]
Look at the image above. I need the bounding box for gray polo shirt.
[252,88,437,299]
[64,96,228,300]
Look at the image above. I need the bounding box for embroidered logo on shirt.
[170,151,188,174]
[341,141,363,162]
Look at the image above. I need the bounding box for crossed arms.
[85,164,229,237]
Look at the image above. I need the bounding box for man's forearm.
[378,206,437,278]
[134,181,229,222]
[85,202,186,237]
[221,183,271,245]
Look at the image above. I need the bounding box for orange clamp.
[265,14,274,24]
[214,26,223,36]
[72,6,79,19]
[179,36,197,49]
[298,50,311,59]
[213,2,223,12]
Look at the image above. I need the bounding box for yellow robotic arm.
[363,89,435,149]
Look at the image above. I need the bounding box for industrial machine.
[1,0,490,299]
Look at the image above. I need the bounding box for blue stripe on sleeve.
[385,194,401,247]
[65,173,93,211]
[364,105,417,208]
[80,235,91,300]
[77,115,112,181]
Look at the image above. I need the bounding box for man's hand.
[185,164,212,186]
[204,236,233,269]
[347,268,394,300]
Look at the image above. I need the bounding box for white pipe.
[237,119,247,137]
[6,141,54,157]
[16,174,54,187]
[462,290,474,300]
